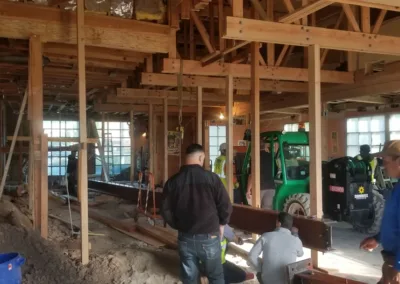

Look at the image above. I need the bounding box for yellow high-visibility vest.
[214,155,227,188]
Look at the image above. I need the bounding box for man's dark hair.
[278,212,293,229]
[186,144,204,155]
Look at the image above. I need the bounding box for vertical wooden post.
[29,35,43,231]
[77,0,89,265]
[101,113,105,180]
[361,7,371,33]
[163,99,168,184]
[209,3,215,48]
[197,87,203,144]
[267,0,275,66]
[226,75,234,202]
[40,133,48,239]
[149,104,154,173]
[308,44,323,267]
[302,0,309,68]
[130,111,135,183]
[232,0,243,17]
[218,0,225,51]
[204,121,210,170]
[251,43,261,211]
[90,120,109,182]
[153,114,157,181]
[190,18,195,60]
[347,6,358,71]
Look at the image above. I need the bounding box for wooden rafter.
[0,1,171,53]
[163,59,354,83]
[224,17,400,56]
[141,73,309,92]
[342,4,361,32]
[279,0,333,24]
[332,0,400,12]
[190,10,215,53]
[372,9,387,34]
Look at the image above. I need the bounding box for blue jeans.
[178,232,224,284]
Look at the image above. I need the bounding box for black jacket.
[161,164,232,234]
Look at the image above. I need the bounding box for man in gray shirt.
[248,212,304,284]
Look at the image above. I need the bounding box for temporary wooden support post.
[163,99,168,184]
[226,75,234,202]
[218,0,226,51]
[250,44,261,209]
[40,133,48,239]
[0,90,28,200]
[308,44,323,266]
[153,113,158,182]
[76,0,89,265]
[197,86,203,144]
[101,113,106,180]
[29,35,43,231]
[90,120,109,182]
[149,104,154,173]
[130,111,135,183]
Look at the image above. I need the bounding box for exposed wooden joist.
[333,0,400,12]
[141,73,309,92]
[107,96,226,107]
[116,88,248,102]
[344,95,389,104]
[76,0,89,265]
[260,107,304,115]
[279,0,333,24]
[224,16,400,56]
[0,1,171,53]
[93,103,207,113]
[44,43,148,63]
[163,59,354,83]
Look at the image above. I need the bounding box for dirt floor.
[0,194,383,284]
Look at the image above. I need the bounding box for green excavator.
[236,130,385,234]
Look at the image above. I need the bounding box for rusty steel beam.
[88,181,332,252]
[230,205,332,252]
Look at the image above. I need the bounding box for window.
[95,121,131,176]
[389,114,400,140]
[346,116,385,157]
[284,123,309,132]
[43,120,79,176]
[209,125,226,167]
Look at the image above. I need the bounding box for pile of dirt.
[0,223,87,284]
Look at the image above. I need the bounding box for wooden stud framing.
[141,73,309,92]
[250,42,261,210]
[226,75,234,202]
[308,44,323,267]
[342,4,361,32]
[0,1,171,53]
[163,99,168,184]
[40,133,48,239]
[197,87,203,144]
[76,0,89,265]
[232,0,243,17]
[163,59,354,83]
[332,0,400,12]
[224,16,400,56]
[279,0,332,24]
[130,111,135,183]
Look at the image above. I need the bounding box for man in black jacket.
[161,144,232,284]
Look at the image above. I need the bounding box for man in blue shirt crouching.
[360,140,400,284]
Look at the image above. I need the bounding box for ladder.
[103,133,114,176]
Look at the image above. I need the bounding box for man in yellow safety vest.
[355,144,378,183]
[214,143,227,189]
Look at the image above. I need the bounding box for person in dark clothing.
[359,140,400,284]
[67,150,78,197]
[161,143,233,284]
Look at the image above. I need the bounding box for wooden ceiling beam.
[224,16,400,56]
[43,43,148,63]
[93,103,212,114]
[163,59,354,83]
[46,56,139,70]
[141,72,309,92]
[0,1,171,53]
[106,95,226,107]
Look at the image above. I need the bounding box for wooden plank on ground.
[136,223,178,249]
